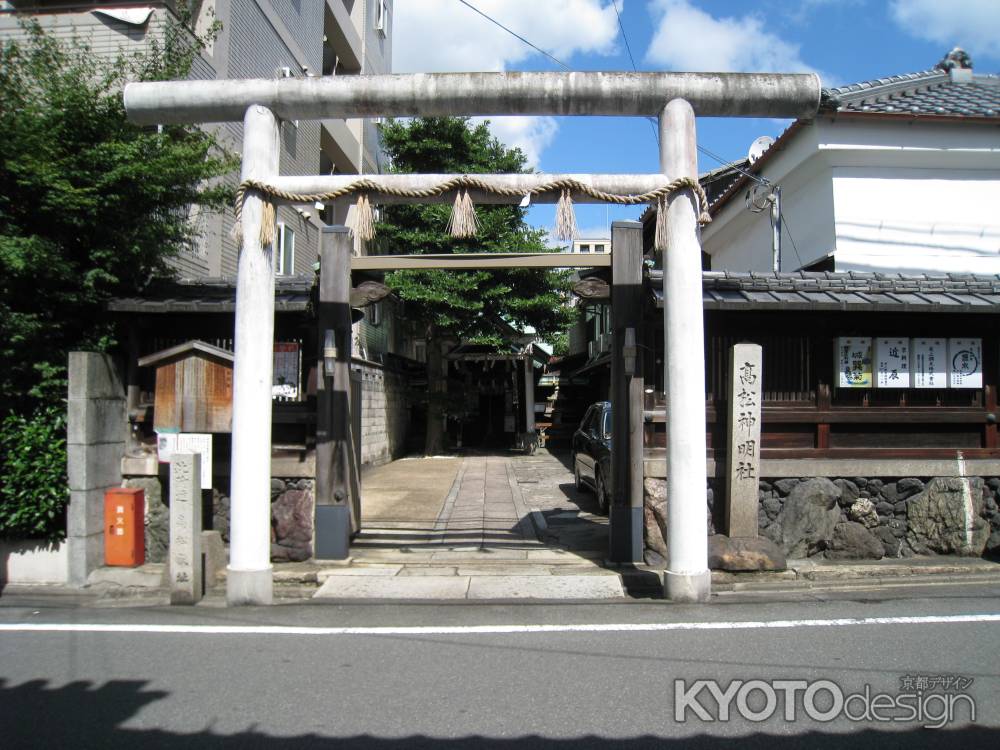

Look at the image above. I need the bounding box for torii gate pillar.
[660,99,711,602]
[226,105,279,606]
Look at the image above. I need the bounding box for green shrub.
[0,405,68,541]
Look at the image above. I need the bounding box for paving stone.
[549,565,617,576]
[397,566,459,576]
[456,565,554,576]
[430,549,529,561]
[317,566,402,580]
[314,575,470,599]
[467,575,624,599]
[350,549,437,562]
[87,564,166,589]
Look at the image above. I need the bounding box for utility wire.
[607,0,659,149]
[457,0,780,237]
[697,143,769,186]
[778,209,805,270]
[611,0,638,72]
[456,0,570,71]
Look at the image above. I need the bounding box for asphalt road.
[1,584,999,749]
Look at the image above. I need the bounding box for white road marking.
[0,613,999,637]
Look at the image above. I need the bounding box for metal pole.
[314,226,354,559]
[124,71,822,125]
[659,99,711,602]
[771,186,782,273]
[227,105,279,606]
[771,185,781,273]
[609,221,645,563]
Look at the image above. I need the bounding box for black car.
[571,401,612,513]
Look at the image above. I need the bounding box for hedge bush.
[0,405,68,541]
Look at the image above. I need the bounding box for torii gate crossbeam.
[124,71,821,606]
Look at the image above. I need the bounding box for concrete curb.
[8,558,1000,604]
[620,559,1000,596]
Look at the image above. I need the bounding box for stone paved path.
[314,450,623,598]
[351,454,545,556]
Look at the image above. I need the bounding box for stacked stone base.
[124,476,315,564]
[644,475,1000,568]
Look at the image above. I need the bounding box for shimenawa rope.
[231,175,711,251]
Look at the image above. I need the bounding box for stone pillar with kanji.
[725,344,762,538]
[169,452,203,604]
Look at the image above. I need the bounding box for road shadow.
[1,677,996,749]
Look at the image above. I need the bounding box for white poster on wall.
[876,338,910,389]
[157,432,212,489]
[272,342,300,400]
[913,338,946,389]
[949,338,983,389]
[836,337,872,388]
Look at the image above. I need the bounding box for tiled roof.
[109,276,314,313]
[699,54,999,217]
[648,271,1000,313]
[823,69,1000,117]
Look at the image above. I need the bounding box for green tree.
[0,19,233,413]
[0,17,233,538]
[376,117,574,454]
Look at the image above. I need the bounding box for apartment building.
[0,0,393,277]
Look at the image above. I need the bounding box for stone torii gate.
[124,71,820,606]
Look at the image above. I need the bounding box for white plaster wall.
[703,124,836,272]
[824,118,1000,274]
[704,118,1000,274]
[832,168,1000,274]
[0,541,69,585]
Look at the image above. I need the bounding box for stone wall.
[643,475,1000,565]
[123,476,315,564]
[269,478,314,562]
[357,361,411,467]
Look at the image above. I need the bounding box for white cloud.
[393,0,619,73]
[890,0,1000,59]
[393,0,620,167]
[474,116,558,168]
[785,0,864,26]
[644,0,818,74]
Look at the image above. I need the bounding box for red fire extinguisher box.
[104,488,145,567]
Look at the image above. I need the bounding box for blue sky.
[393,1,1000,240]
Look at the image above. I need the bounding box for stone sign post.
[170,452,203,604]
[725,344,762,538]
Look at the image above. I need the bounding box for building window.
[276,223,295,276]
[368,301,382,327]
[579,244,591,253]
[375,0,388,35]
[594,244,605,253]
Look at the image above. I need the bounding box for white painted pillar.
[227,105,280,606]
[660,99,711,602]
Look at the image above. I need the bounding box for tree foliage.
[0,406,67,541]
[375,117,574,347]
[374,117,575,453]
[0,19,234,414]
[0,16,233,538]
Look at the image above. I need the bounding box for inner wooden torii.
[124,70,821,606]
